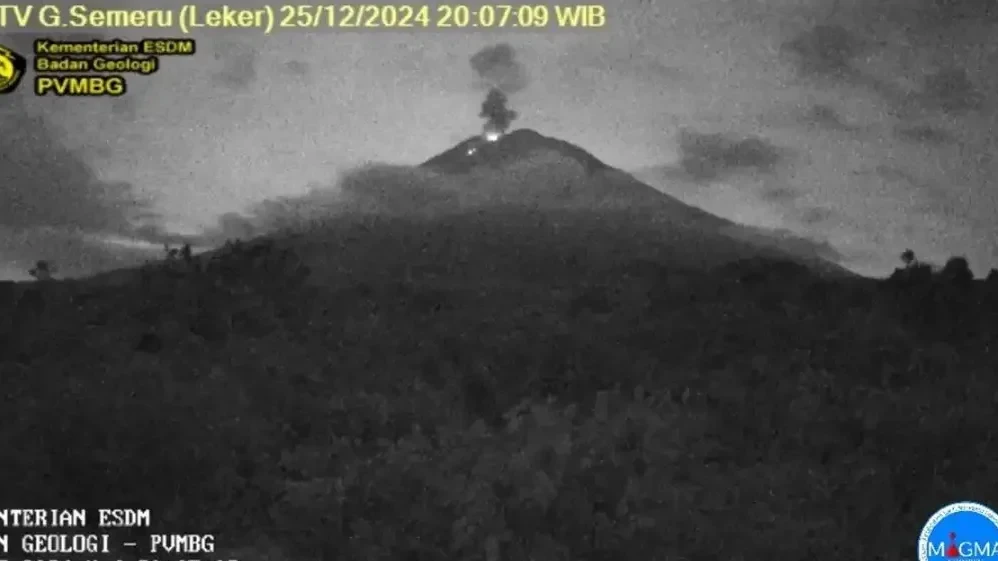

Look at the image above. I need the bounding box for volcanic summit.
[420,128,610,176]
[420,44,615,175]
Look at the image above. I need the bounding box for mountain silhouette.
[419,128,850,276]
[4,119,998,561]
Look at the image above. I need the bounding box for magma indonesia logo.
[920,502,998,561]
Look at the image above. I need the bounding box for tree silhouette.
[941,256,973,284]
[28,260,54,280]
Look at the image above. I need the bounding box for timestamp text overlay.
[0,4,608,34]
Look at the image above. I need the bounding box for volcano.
[420,128,851,276]
[8,111,996,561]
[421,128,610,176]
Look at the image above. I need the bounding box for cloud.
[727,224,847,265]
[0,31,160,279]
[894,124,957,145]
[211,39,258,90]
[469,43,528,94]
[0,226,156,280]
[907,0,998,23]
[192,155,600,240]
[921,67,983,112]
[281,59,310,78]
[802,104,861,132]
[774,22,915,119]
[780,24,865,77]
[675,129,786,181]
[772,6,991,119]
[0,104,148,233]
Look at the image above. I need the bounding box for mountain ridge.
[420,127,853,277]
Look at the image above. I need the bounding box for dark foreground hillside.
[1,200,997,561]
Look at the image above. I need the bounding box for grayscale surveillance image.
[1,1,997,559]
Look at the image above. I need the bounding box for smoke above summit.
[470,43,528,93]
[470,43,528,135]
[479,89,517,135]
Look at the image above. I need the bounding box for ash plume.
[470,43,528,93]
[479,88,517,134]
[470,43,528,135]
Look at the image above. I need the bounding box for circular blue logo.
[919,502,998,561]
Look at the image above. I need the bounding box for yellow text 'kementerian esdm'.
[30,38,194,97]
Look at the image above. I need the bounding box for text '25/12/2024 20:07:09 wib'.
[0,4,608,33]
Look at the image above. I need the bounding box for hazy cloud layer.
[211,39,258,91]
[801,104,863,133]
[780,24,867,78]
[183,157,845,274]
[921,68,983,111]
[675,130,786,181]
[0,36,161,276]
[894,124,956,145]
[281,59,310,79]
[0,227,157,281]
[0,31,164,278]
